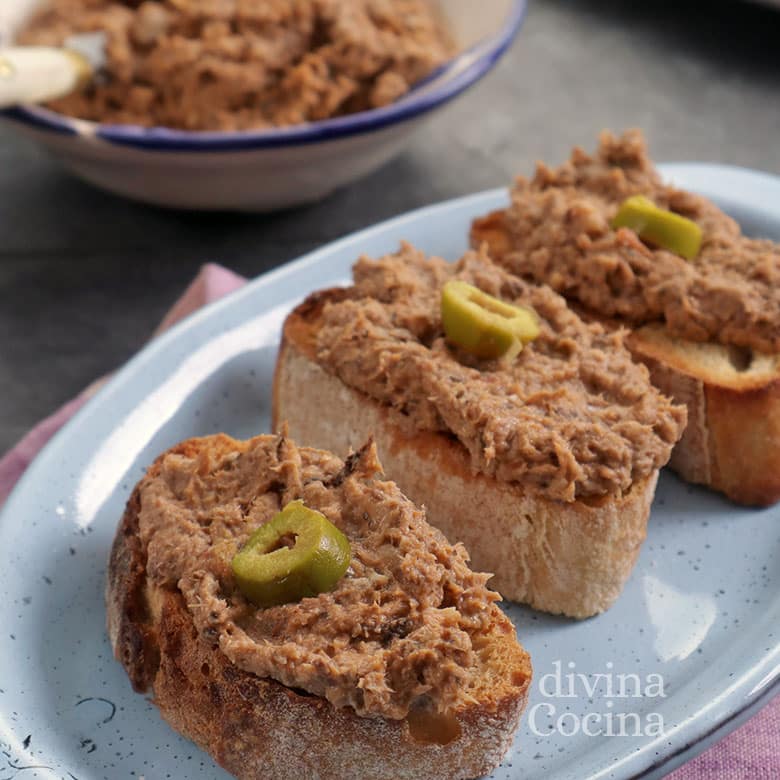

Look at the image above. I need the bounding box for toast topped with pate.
[470,130,780,505]
[273,245,687,617]
[107,432,531,780]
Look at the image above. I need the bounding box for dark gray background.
[2,0,779,453]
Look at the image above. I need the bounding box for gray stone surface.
[1,0,780,454]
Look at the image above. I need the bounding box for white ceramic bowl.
[0,0,526,211]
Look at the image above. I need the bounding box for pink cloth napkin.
[0,263,776,777]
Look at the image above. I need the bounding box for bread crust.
[472,210,780,507]
[106,436,531,780]
[274,297,660,619]
[626,326,780,506]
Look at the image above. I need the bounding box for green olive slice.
[231,500,351,608]
[441,280,540,361]
[611,195,702,260]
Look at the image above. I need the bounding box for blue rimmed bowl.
[0,0,526,211]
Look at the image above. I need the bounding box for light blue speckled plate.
[1,164,778,780]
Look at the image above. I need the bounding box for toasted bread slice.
[626,325,780,505]
[472,208,780,506]
[107,434,531,780]
[274,289,664,619]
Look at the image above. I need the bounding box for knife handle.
[0,46,91,109]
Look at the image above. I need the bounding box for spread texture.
[137,434,501,720]
[19,0,454,131]
[482,129,780,353]
[314,244,686,501]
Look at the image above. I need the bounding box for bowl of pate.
[0,0,527,211]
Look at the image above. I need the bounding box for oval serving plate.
[0,164,778,780]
